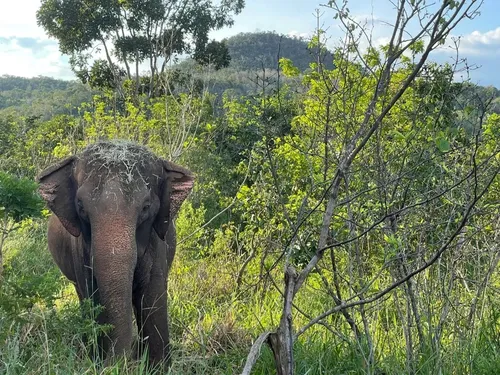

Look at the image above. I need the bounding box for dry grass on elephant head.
[78,140,162,194]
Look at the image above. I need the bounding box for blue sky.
[1,0,499,87]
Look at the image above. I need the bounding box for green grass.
[1,223,499,374]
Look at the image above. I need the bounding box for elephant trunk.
[90,218,137,360]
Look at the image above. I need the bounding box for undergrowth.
[0,223,499,374]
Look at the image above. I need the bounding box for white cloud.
[455,27,500,55]
[434,27,500,57]
[0,38,73,79]
[351,14,384,26]
[0,0,75,79]
[429,27,500,86]
[287,30,310,39]
[0,0,46,39]
[462,28,500,46]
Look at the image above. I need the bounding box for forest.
[1,0,499,374]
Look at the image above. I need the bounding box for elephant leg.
[133,272,171,369]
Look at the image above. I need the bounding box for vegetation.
[37,0,244,94]
[0,172,44,277]
[224,31,335,71]
[0,75,92,119]
[1,0,500,374]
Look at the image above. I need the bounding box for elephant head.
[37,141,194,365]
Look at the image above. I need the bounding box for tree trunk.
[0,218,10,279]
[267,266,298,375]
[0,232,4,279]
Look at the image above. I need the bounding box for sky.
[1,0,499,87]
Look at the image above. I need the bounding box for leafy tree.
[37,0,245,94]
[194,40,232,70]
[0,172,44,277]
[0,115,16,155]
[0,75,71,92]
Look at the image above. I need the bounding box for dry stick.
[269,122,472,275]
[392,274,415,373]
[467,246,500,327]
[240,331,271,375]
[0,218,7,279]
[311,148,492,309]
[399,256,426,350]
[263,140,477,281]
[236,232,257,289]
[322,153,497,252]
[318,258,361,339]
[264,258,352,343]
[0,220,16,279]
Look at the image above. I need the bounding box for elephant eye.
[77,200,88,220]
[76,200,85,216]
[138,202,152,224]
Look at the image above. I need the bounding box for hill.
[0,32,330,112]
[1,32,500,115]
[224,31,335,71]
[174,31,336,96]
[0,75,92,119]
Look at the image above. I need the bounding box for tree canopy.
[37,0,245,94]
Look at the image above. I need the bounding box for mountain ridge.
[1,31,499,115]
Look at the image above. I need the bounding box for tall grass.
[1,222,499,374]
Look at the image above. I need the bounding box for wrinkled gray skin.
[37,141,194,369]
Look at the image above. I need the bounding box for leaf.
[279,58,300,77]
[436,137,451,153]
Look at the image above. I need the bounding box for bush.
[0,171,44,277]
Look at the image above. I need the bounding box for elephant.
[37,140,194,369]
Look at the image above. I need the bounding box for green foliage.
[1,19,500,375]
[86,59,122,90]
[194,40,232,70]
[0,171,44,276]
[223,39,500,373]
[279,58,301,77]
[0,172,43,223]
[0,75,93,119]
[36,0,244,93]
[0,224,64,320]
[225,31,335,72]
[0,114,16,156]
[176,201,207,256]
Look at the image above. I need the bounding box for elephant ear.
[154,160,194,240]
[37,156,81,237]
